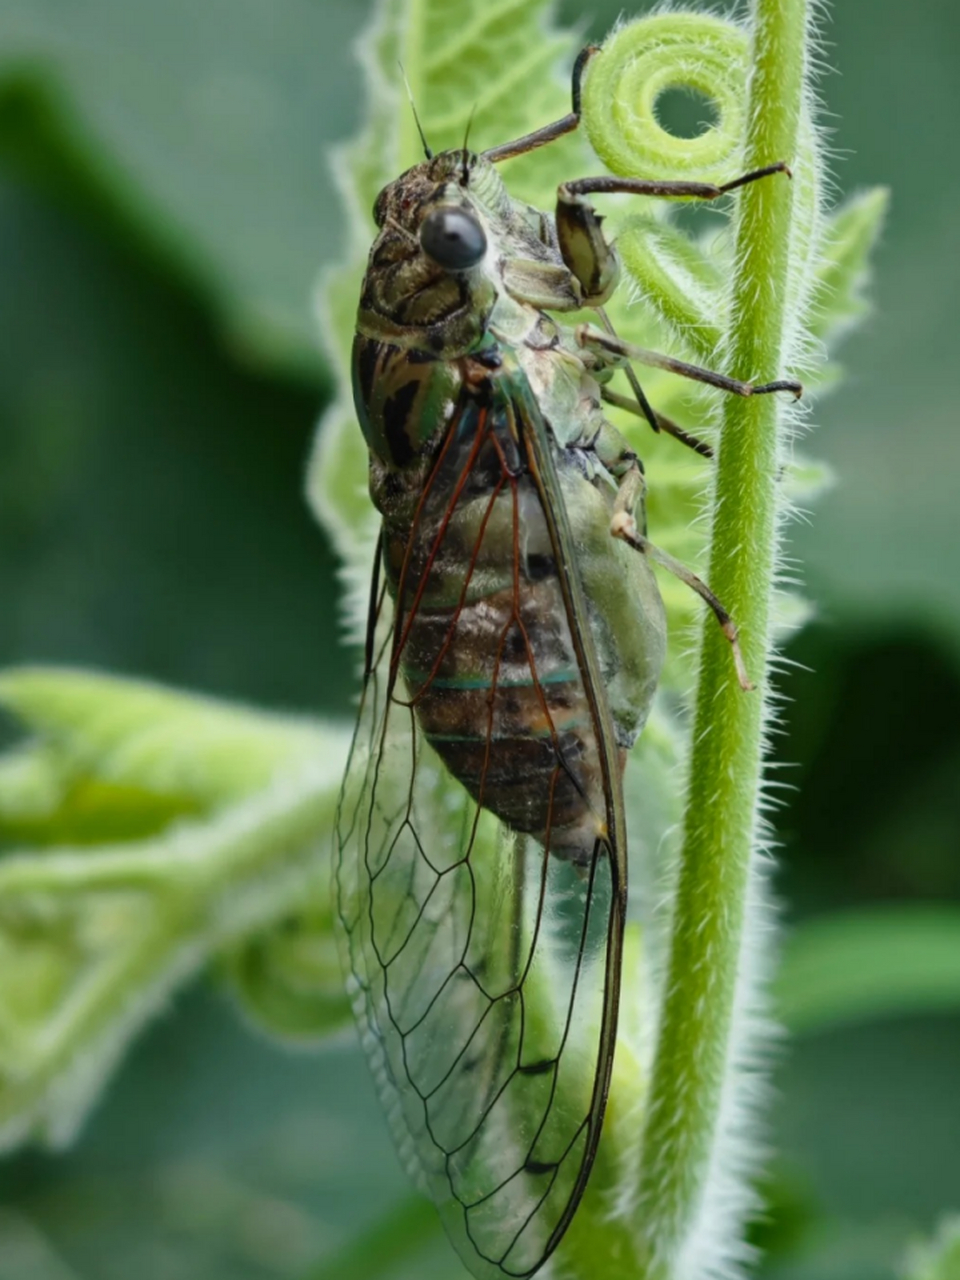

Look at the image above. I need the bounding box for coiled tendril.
[581,13,750,184]
[579,11,819,369]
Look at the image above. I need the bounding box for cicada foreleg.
[481,44,599,165]
[591,420,755,692]
[553,163,797,313]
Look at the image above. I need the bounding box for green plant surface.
[1,0,956,1278]
[0,667,328,840]
[0,669,351,1149]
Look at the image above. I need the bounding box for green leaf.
[0,667,331,844]
[776,905,960,1036]
[809,187,890,346]
[220,898,346,1045]
[0,768,348,1152]
[617,214,725,362]
[0,669,352,1151]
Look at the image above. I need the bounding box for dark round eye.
[419,207,487,271]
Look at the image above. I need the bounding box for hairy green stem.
[634,0,809,1272]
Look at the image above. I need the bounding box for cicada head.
[360,149,545,355]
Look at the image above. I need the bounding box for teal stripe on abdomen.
[403,667,579,691]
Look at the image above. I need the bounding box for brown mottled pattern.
[381,396,606,862]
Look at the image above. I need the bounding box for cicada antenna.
[461,104,478,184]
[398,62,433,159]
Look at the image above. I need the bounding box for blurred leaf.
[0,1208,81,1280]
[785,455,837,507]
[0,986,449,1280]
[0,772,346,1153]
[303,1196,441,1280]
[0,666,330,844]
[0,0,371,375]
[777,629,960,914]
[748,1162,822,1263]
[0,171,349,711]
[774,1013,960,1246]
[808,188,890,347]
[904,1217,960,1280]
[221,899,346,1045]
[777,906,960,1035]
[791,2,960,651]
[0,670,351,1153]
[761,1215,912,1280]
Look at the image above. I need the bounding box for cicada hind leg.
[584,413,756,692]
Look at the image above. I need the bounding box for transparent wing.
[334,381,625,1279]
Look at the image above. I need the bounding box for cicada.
[334,47,799,1280]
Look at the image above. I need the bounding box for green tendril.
[581,14,749,182]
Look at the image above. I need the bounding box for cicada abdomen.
[384,369,613,865]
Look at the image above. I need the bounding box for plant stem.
[634,0,809,1272]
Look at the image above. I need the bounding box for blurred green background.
[1,1,958,1278]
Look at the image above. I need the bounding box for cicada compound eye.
[419,207,487,271]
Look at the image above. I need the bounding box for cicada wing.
[335,383,625,1279]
